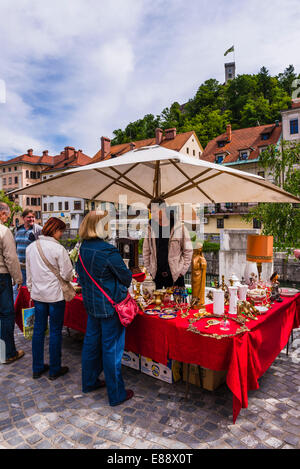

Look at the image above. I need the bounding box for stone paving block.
[241,435,259,448]
[78,434,93,446]
[35,440,53,449]
[7,435,25,447]
[26,433,43,445]
[265,437,283,448]
[96,429,123,443]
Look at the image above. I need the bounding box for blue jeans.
[82,313,127,405]
[0,273,17,362]
[32,300,66,376]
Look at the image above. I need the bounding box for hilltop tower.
[225,62,236,83]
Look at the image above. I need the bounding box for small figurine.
[270,272,283,303]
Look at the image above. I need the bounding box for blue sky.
[0,0,300,160]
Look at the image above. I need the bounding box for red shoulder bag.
[78,252,140,327]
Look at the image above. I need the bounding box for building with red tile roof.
[91,128,204,163]
[0,146,91,227]
[201,122,282,167]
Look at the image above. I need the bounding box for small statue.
[191,243,207,309]
[220,275,229,305]
[206,290,213,301]
[270,272,283,303]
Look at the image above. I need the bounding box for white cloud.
[0,0,300,158]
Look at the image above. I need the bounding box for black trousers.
[154,271,185,290]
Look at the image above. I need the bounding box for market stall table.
[15,287,300,423]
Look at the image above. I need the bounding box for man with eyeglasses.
[0,202,24,364]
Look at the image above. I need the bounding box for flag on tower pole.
[224,45,234,56]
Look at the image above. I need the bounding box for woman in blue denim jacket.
[76,211,134,406]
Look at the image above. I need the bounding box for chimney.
[64,146,75,159]
[226,124,232,142]
[155,128,163,145]
[129,142,136,151]
[27,149,33,156]
[101,137,111,160]
[42,150,48,157]
[165,128,177,140]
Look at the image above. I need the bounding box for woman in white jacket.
[26,217,73,380]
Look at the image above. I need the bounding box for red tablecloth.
[15,287,300,423]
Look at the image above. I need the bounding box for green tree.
[184,79,222,117]
[111,114,161,145]
[243,141,300,253]
[181,108,232,148]
[277,65,298,95]
[0,190,22,228]
[160,102,184,129]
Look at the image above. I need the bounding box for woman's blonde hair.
[79,210,111,240]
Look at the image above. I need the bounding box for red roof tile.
[201,123,282,164]
[42,151,91,172]
[91,131,200,163]
[0,148,91,171]
[291,101,300,109]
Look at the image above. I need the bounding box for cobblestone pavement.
[0,327,299,450]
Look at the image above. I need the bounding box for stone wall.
[218,229,273,283]
[273,253,300,284]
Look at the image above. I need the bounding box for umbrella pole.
[153,161,161,198]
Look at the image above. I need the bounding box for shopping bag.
[22,305,35,340]
[22,301,49,340]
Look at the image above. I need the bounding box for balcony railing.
[205,203,257,215]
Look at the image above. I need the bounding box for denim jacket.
[76,238,132,319]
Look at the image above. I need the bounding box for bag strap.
[36,240,61,280]
[78,252,115,306]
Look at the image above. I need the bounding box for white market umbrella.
[10,145,300,205]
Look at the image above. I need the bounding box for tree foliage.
[243,141,300,253]
[0,190,22,228]
[111,65,299,148]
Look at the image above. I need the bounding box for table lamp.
[246,235,273,282]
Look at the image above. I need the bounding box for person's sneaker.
[33,364,49,379]
[49,366,69,381]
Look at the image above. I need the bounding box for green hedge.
[202,241,220,252]
[60,236,80,250]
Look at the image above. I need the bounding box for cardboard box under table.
[141,356,181,384]
[183,363,227,392]
[121,351,140,370]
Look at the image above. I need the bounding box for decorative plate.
[279,288,299,297]
[144,309,160,315]
[159,309,177,319]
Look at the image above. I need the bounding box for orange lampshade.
[246,235,273,263]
